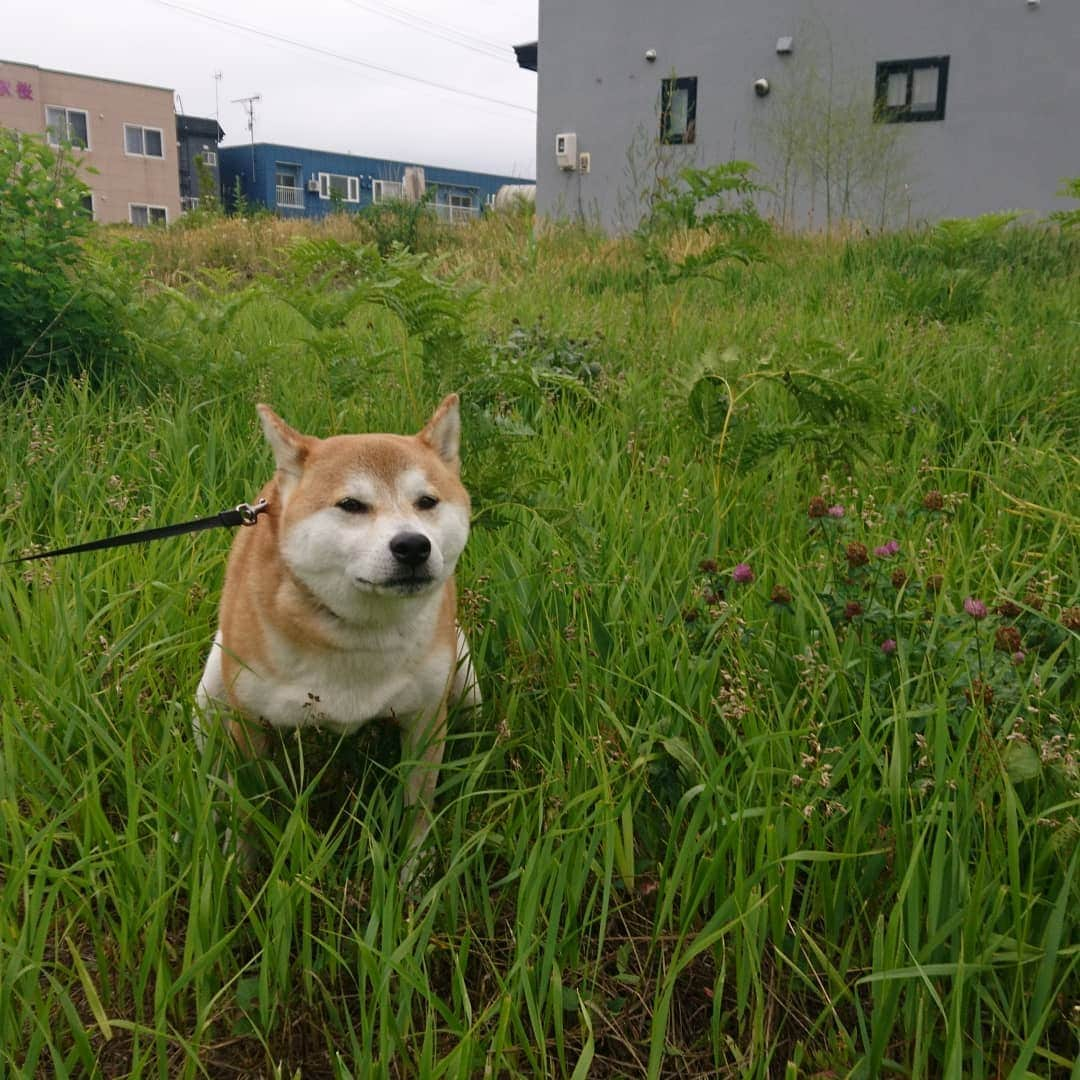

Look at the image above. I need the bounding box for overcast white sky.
[6,0,538,178]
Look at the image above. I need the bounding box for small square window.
[372,178,405,203]
[318,172,360,202]
[874,57,949,123]
[45,106,89,149]
[129,203,167,226]
[202,150,218,167]
[660,76,697,145]
[124,123,165,158]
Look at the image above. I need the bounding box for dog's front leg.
[225,712,272,872]
[398,704,447,886]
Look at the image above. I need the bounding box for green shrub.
[0,130,133,380]
[1050,175,1080,229]
[356,196,442,256]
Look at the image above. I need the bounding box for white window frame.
[448,193,473,209]
[372,178,404,204]
[317,172,360,202]
[123,123,165,159]
[202,149,218,167]
[129,203,168,227]
[45,105,90,150]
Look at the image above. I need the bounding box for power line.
[155,0,535,115]
[340,0,513,63]
[360,0,512,53]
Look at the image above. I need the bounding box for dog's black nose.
[390,531,431,567]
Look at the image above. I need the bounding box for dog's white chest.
[248,635,452,732]
[198,624,453,734]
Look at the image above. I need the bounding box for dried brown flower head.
[846,542,869,569]
[891,568,908,590]
[770,584,793,606]
[1024,592,1044,611]
[922,490,945,511]
[844,600,863,621]
[1061,607,1080,632]
[995,600,1022,618]
[925,574,944,594]
[964,680,995,709]
[994,625,1022,653]
[807,496,828,519]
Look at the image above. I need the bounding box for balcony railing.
[276,185,305,209]
[433,202,480,224]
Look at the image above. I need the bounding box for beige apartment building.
[0,59,180,225]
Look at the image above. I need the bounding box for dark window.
[124,124,165,158]
[79,194,93,219]
[45,106,89,149]
[874,56,949,123]
[660,76,697,145]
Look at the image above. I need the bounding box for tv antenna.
[213,70,223,126]
[232,93,261,183]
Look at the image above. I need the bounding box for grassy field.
[1,208,1078,1078]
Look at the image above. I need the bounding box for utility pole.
[232,93,261,188]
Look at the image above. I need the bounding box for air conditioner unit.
[307,176,320,193]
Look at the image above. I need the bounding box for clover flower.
[827,505,846,518]
[964,596,988,620]
[844,600,863,621]
[846,542,869,568]
[807,496,828,519]
[881,638,897,655]
[732,562,754,584]
[922,490,944,511]
[873,540,900,559]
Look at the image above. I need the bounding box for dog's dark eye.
[336,498,370,514]
[416,495,439,511]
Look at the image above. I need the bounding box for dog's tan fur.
[197,396,477,874]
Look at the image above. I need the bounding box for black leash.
[5,499,269,565]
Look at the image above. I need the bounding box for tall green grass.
[1,214,1077,1077]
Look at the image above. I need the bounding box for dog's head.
[257,396,470,615]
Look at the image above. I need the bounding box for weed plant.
[0,208,1077,1077]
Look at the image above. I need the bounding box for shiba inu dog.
[196,395,479,877]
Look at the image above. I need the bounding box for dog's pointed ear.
[418,394,461,472]
[257,404,311,478]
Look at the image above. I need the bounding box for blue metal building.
[219,142,531,222]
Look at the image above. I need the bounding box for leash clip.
[235,499,269,526]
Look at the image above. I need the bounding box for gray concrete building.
[521,0,1080,231]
